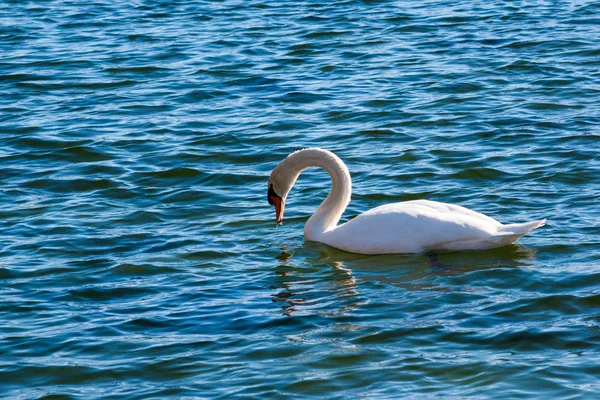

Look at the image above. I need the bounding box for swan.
[267,148,545,254]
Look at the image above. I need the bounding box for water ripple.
[1,0,600,398]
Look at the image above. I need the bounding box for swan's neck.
[288,149,351,241]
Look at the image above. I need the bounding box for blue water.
[1,1,600,398]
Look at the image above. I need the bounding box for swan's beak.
[270,196,285,224]
[268,184,285,223]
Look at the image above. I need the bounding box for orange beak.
[269,195,285,223]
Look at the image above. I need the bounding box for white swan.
[267,148,545,254]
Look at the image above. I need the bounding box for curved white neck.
[283,149,351,241]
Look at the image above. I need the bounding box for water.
[1,0,600,398]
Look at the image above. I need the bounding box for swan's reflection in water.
[271,242,537,316]
[271,247,360,317]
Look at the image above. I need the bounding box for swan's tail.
[500,219,546,235]
[493,219,546,246]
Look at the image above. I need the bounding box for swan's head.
[267,155,302,224]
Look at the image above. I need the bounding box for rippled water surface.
[2,0,600,398]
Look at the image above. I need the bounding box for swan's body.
[267,148,545,255]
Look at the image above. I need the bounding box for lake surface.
[1,0,600,398]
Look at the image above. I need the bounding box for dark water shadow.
[269,241,539,316]
[306,241,537,274]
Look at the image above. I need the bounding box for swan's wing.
[321,200,502,254]
[400,200,501,226]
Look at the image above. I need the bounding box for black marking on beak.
[268,184,281,205]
